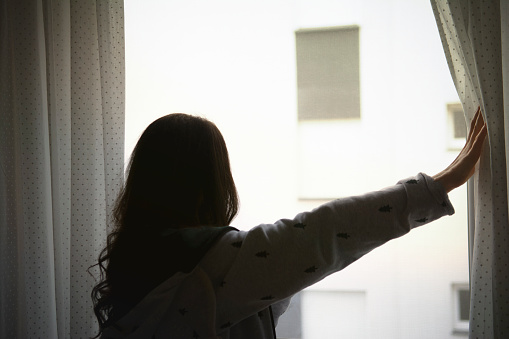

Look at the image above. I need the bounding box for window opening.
[296,26,360,121]
[452,283,470,334]
[447,102,467,150]
[124,1,469,338]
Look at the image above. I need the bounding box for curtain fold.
[0,0,125,338]
[431,0,509,338]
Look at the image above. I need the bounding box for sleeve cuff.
[397,173,455,229]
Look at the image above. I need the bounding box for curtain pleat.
[0,0,125,338]
[431,0,509,338]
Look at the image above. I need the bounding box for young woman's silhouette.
[91,108,487,338]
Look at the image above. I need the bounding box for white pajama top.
[100,173,455,339]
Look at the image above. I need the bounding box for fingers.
[459,111,487,180]
[468,107,485,142]
[432,106,488,193]
[463,107,487,161]
[448,107,484,169]
[466,106,481,140]
[469,122,487,159]
[462,106,486,156]
[464,123,487,179]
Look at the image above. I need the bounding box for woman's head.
[91,114,239,335]
[118,113,238,230]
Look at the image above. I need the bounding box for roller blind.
[296,26,360,120]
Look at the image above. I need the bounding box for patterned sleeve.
[212,173,454,331]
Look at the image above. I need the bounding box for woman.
[92,108,487,338]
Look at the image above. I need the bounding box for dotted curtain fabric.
[0,0,125,338]
[431,0,509,338]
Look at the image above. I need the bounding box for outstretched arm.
[433,106,487,193]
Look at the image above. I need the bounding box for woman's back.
[91,110,486,338]
[99,173,454,338]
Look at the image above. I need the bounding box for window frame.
[295,25,361,121]
[446,102,467,151]
[452,283,470,334]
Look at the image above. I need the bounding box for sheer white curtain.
[431,0,509,337]
[0,0,124,338]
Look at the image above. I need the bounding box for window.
[452,283,470,334]
[125,1,469,338]
[447,103,467,150]
[296,26,360,121]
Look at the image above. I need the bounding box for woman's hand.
[433,106,487,193]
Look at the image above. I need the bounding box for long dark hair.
[90,113,239,337]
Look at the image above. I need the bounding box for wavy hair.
[90,113,239,337]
